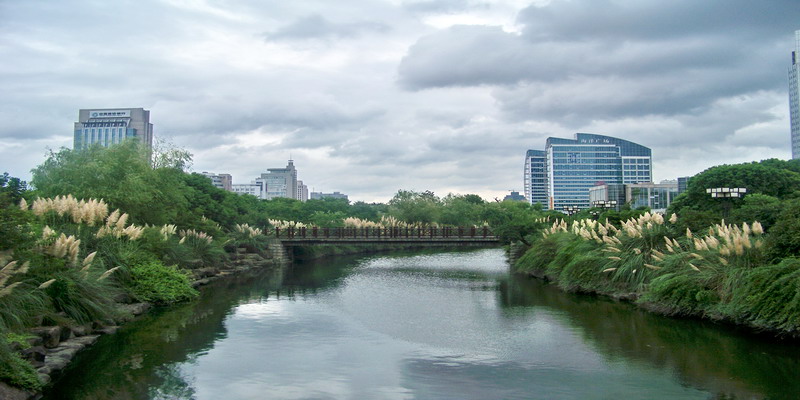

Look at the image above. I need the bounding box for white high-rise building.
[789,30,800,159]
[523,150,547,207]
[297,180,308,202]
[260,159,299,200]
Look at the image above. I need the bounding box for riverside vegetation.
[513,158,800,337]
[0,141,500,394]
[3,141,800,392]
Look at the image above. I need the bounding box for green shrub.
[558,253,611,293]
[0,206,35,253]
[515,233,563,273]
[0,336,41,391]
[723,259,800,331]
[129,261,198,305]
[639,271,718,315]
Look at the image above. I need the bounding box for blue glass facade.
[524,150,548,206]
[545,133,651,211]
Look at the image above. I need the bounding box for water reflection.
[500,277,800,399]
[45,249,800,400]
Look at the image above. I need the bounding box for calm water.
[45,248,800,399]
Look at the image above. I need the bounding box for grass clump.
[128,261,198,305]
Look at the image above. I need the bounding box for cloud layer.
[1,0,797,202]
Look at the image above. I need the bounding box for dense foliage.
[128,261,198,305]
[6,144,800,390]
[512,158,800,336]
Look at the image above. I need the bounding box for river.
[44,248,800,399]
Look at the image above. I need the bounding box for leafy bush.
[0,336,41,391]
[129,261,198,305]
[722,259,800,331]
[0,206,35,253]
[639,271,717,315]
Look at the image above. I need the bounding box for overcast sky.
[1,0,798,202]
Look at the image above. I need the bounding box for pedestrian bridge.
[273,226,500,246]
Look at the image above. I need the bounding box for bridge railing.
[273,226,494,240]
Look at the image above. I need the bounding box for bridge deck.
[273,226,499,245]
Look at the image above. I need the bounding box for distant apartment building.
[525,133,652,212]
[790,30,800,159]
[260,160,299,200]
[523,150,548,207]
[74,108,153,151]
[310,191,349,201]
[297,180,308,202]
[201,172,232,191]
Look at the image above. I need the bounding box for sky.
[1,0,798,203]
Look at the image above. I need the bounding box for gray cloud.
[264,14,390,41]
[516,0,800,42]
[397,0,795,126]
[403,0,488,14]
[0,0,795,201]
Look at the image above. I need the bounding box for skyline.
[1,1,799,203]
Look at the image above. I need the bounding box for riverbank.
[39,248,800,399]
[513,214,800,338]
[0,244,286,400]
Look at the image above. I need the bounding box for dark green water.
[44,248,800,399]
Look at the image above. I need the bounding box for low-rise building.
[231,181,265,198]
[310,191,348,201]
[626,181,679,213]
[503,191,527,202]
[201,172,233,191]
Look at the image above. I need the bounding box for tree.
[151,137,193,171]
[765,198,800,261]
[0,173,27,206]
[669,160,800,216]
[31,142,189,225]
[388,190,442,225]
[439,194,485,226]
[480,201,545,246]
[730,193,784,231]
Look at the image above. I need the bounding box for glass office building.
[588,183,626,211]
[73,108,153,151]
[790,30,800,159]
[627,182,679,213]
[545,133,651,211]
[524,150,548,206]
